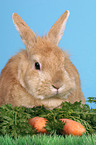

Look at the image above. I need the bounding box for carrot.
[60,118,85,136]
[28,117,85,136]
[28,117,48,133]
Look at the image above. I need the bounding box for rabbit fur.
[0,11,85,109]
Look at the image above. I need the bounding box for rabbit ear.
[47,10,70,46]
[12,13,36,51]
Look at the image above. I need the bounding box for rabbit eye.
[35,62,40,70]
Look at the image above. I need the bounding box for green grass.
[0,102,96,138]
[0,134,96,145]
[0,99,96,144]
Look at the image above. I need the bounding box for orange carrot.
[28,117,48,133]
[60,118,85,136]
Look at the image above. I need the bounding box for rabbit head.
[12,11,76,101]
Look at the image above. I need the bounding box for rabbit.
[0,10,85,109]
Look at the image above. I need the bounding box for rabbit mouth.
[35,89,71,100]
[50,86,73,99]
[53,91,71,99]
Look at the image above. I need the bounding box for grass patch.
[0,101,96,138]
[0,99,96,144]
[0,134,96,145]
[0,98,96,145]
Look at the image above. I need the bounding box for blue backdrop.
[0,0,96,108]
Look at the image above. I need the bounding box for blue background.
[0,0,96,108]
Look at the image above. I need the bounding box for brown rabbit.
[0,11,85,109]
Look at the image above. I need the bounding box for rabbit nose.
[52,71,63,90]
[52,80,63,90]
